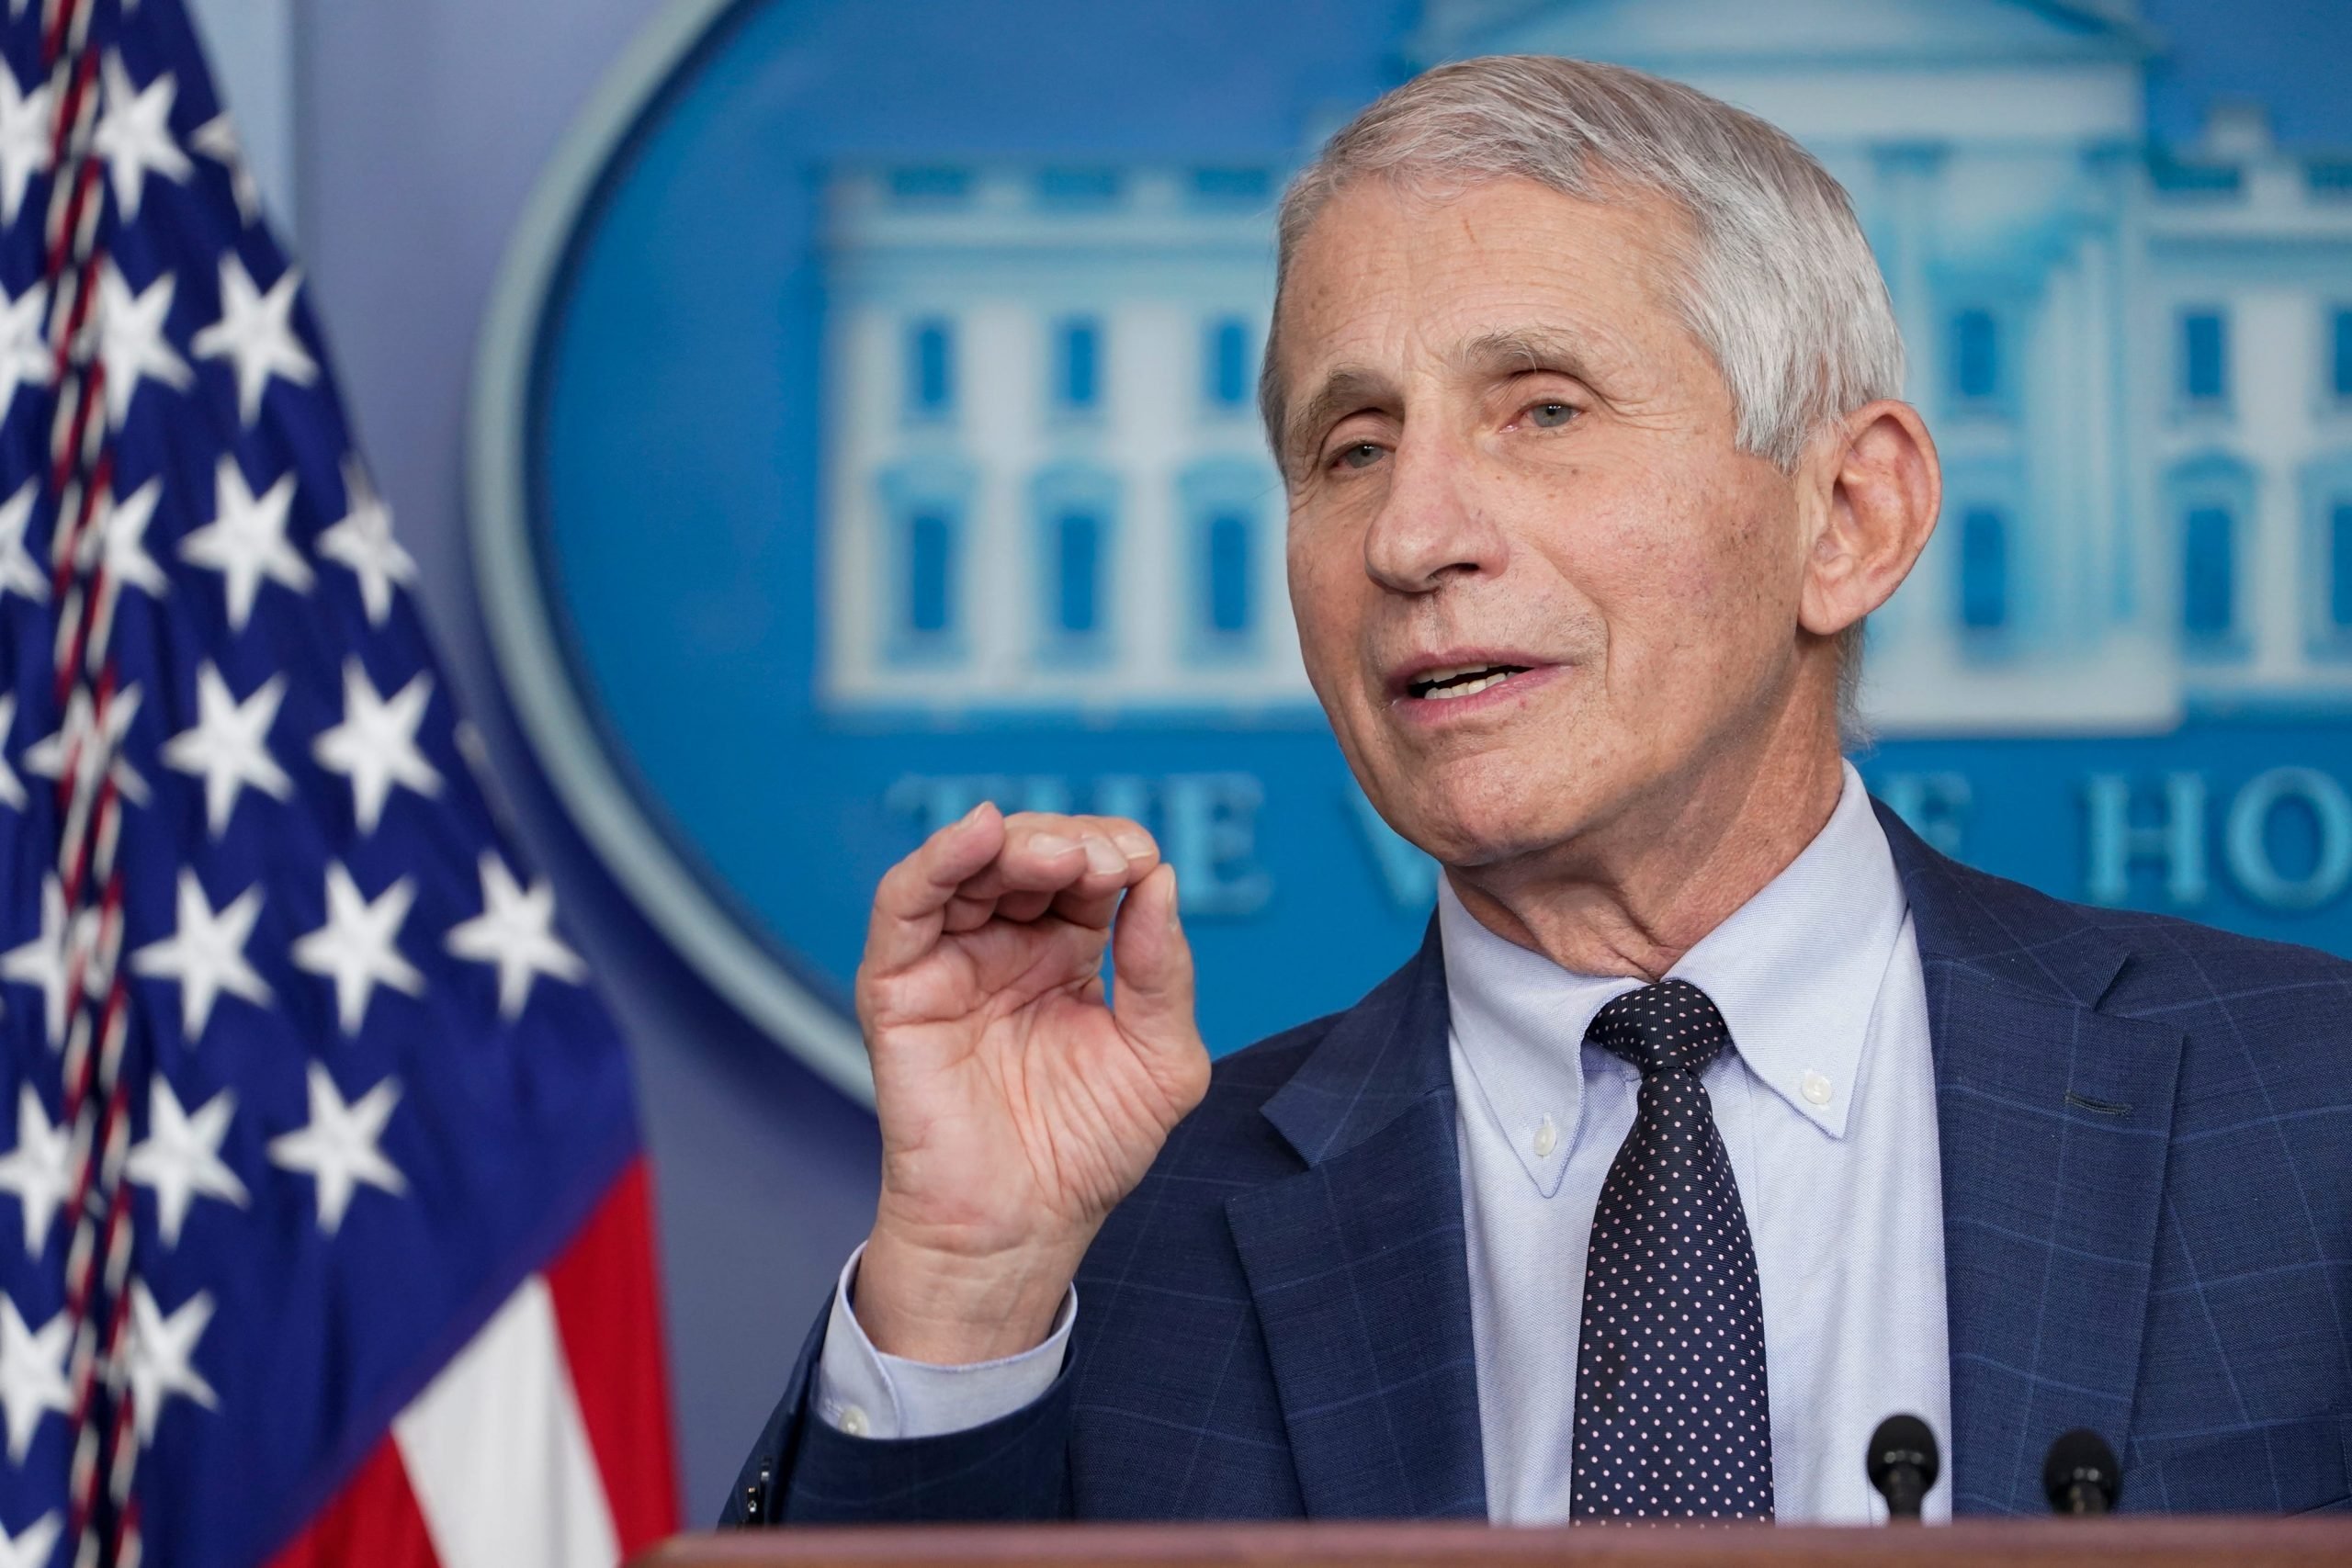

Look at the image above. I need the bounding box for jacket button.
[742,1459,774,1525]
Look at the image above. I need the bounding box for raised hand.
[851,803,1210,1365]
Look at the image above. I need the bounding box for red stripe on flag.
[263,1431,439,1568]
[544,1158,681,1553]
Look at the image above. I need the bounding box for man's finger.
[939,892,998,934]
[961,818,1150,903]
[996,888,1057,923]
[1111,864,1198,1060]
[865,803,1008,974]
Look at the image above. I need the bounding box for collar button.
[1801,1069,1835,1107]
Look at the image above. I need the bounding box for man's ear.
[1798,400,1940,638]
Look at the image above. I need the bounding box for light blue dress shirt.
[814,762,1953,1523]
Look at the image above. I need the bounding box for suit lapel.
[1877,804,2186,1516]
[1224,927,1487,1519]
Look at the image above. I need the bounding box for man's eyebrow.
[1279,366,1395,471]
[1454,328,1598,379]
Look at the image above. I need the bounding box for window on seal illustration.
[2332,500,2352,635]
[1030,466,1119,664]
[907,510,956,638]
[1957,506,2008,633]
[2306,454,2352,655]
[1204,317,1252,412]
[1054,317,1103,416]
[1950,309,2003,408]
[877,460,973,666]
[905,318,955,421]
[2166,452,2252,657]
[2180,307,2229,407]
[2183,505,2235,637]
[1205,510,1252,637]
[888,166,971,207]
[1190,167,1271,209]
[1178,458,1275,661]
[1055,509,1102,637]
[1037,167,1121,209]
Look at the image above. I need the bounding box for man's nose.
[1361,432,1509,594]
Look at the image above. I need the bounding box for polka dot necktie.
[1569,978,1774,1520]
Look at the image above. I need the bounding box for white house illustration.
[816,0,2352,734]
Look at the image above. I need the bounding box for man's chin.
[1385,789,1596,874]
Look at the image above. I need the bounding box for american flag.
[0,1,679,1565]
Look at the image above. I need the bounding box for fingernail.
[1083,837,1125,874]
[959,801,987,825]
[1029,833,1076,856]
[1113,830,1154,861]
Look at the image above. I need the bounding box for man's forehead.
[1274,177,1687,368]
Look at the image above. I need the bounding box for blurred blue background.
[229,0,2352,1515]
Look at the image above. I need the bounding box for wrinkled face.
[1275,176,1816,869]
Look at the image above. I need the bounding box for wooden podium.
[635,1517,2352,1568]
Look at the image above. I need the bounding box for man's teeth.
[1412,664,1525,700]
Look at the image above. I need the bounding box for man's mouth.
[1406,662,1533,701]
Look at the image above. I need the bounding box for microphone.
[1866,1414,1939,1521]
[2041,1428,2121,1515]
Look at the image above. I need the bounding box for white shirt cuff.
[810,1243,1077,1440]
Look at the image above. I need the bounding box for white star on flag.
[316,458,414,626]
[121,1282,218,1447]
[131,869,273,1039]
[92,52,190,220]
[89,478,171,651]
[446,853,587,1021]
[162,663,290,835]
[192,254,316,425]
[0,1296,66,1464]
[25,682,149,807]
[0,62,49,226]
[0,479,45,606]
[0,282,48,423]
[313,660,441,834]
[0,694,23,813]
[96,264,192,428]
[0,1514,58,1568]
[0,1087,68,1258]
[190,111,259,225]
[127,1077,249,1247]
[268,1062,405,1235]
[179,455,311,631]
[0,877,76,1048]
[291,863,424,1033]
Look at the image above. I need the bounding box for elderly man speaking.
[727,56,2352,1525]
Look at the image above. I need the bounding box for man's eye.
[1334,442,1385,470]
[1525,400,1577,429]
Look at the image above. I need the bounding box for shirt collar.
[1440,761,1910,1195]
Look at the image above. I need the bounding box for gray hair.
[1261,55,1906,728]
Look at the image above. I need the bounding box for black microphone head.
[2041,1427,2121,1512]
[1867,1413,1940,1493]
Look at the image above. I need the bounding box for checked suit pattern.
[728,803,2352,1526]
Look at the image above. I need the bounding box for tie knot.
[1586,977,1731,1077]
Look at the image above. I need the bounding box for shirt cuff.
[810,1243,1077,1440]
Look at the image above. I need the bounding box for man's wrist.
[854,1224,1084,1364]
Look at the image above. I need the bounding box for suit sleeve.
[719,1277,1079,1526]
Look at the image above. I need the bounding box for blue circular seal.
[475,0,2352,1100]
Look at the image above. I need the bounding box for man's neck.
[1445,728,1848,982]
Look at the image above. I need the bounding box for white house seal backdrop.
[474,0,2352,1099]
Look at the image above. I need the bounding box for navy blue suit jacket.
[723,804,2352,1523]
